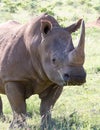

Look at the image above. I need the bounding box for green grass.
[0,0,100,130]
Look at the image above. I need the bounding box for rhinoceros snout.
[68,73,86,85]
[63,72,86,86]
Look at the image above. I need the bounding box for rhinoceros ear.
[65,19,82,33]
[41,20,52,35]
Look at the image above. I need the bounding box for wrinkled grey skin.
[0,13,86,129]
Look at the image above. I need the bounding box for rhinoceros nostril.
[63,73,70,82]
[52,58,56,64]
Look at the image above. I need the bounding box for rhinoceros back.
[0,20,32,86]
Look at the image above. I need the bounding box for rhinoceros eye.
[52,58,56,64]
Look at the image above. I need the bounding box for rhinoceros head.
[39,18,86,86]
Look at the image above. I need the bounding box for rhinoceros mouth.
[58,70,86,86]
[62,74,86,86]
[67,80,86,86]
[66,76,86,86]
[61,79,86,86]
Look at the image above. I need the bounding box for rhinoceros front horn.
[77,20,85,54]
[68,20,85,65]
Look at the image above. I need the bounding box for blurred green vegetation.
[0,0,100,24]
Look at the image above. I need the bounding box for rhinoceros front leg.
[0,96,5,122]
[5,82,28,129]
[39,85,63,130]
[0,96,3,115]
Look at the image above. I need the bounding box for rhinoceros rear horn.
[41,20,52,35]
